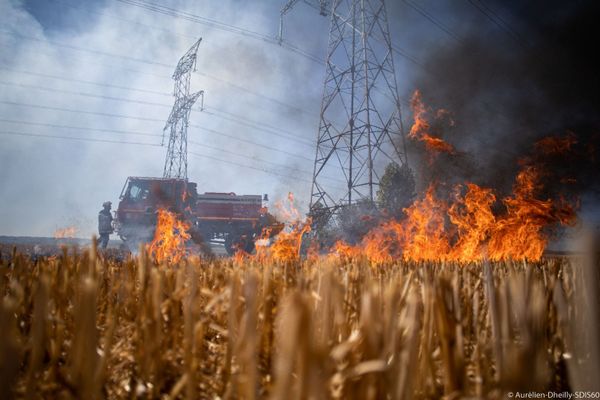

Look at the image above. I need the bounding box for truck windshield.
[127,182,150,201]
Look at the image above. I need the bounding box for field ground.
[0,236,229,259]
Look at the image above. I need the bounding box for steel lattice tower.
[163,38,204,179]
[280,0,407,224]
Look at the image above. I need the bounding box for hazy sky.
[2,0,594,237]
[0,0,449,236]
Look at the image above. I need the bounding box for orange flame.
[182,188,188,202]
[448,184,496,262]
[322,94,580,264]
[233,248,250,264]
[330,160,576,263]
[358,185,450,263]
[331,240,363,259]
[409,90,456,156]
[251,226,273,261]
[147,208,191,264]
[487,165,576,261]
[54,226,78,239]
[268,220,311,263]
[399,185,451,261]
[243,192,311,263]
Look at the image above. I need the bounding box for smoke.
[1,0,598,238]
[405,0,600,207]
[0,0,325,237]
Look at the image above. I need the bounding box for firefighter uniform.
[98,201,113,249]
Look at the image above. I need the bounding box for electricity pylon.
[163,38,204,179]
[279,0,408,226]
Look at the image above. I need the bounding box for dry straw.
[0,241,598,399]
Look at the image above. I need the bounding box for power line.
[114,0,324,64]
[196,126,313,161]
[0,76,306,143]
[0,30,314,116]
[0,80,174,108]
[0,93,516,163]
[0,118,343,181]
[189,152,345,191]
[476,0,526,45]
[0,66,171,97]
[187,139,344,184]
[0,99,306,151]
[103,1,519,167]
[0,66,318,131]
[188,151,315,185]
[50,0,200,41]
[405,0,524,48]
[1,62,316,119]
[0,29,173,68]
[1,24,415,124]
[113,0,431,102]
[0,129,321,185]
[0,118,161,138]
[402,0,464,44]
[0,100,163,122]
[0,130,161,147]
[467,0,527,47]
[202,108,313,146]
[194,70,311,115]
[50,0,318,115]
[0,80,314,146]
[113,0,430,75]
[390,43,430,73]
[0,8,433,98]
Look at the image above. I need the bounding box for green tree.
[376,162,416,218]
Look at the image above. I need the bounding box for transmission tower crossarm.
[278,0,330,44]
[163,90,204,133]
[278,0,302,44]
[172,38,202,80]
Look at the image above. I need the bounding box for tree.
[336,198,380,244]
[309,199,380,247]
[377,162,416,218]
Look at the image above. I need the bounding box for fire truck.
[113,176,282,255]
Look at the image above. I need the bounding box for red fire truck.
[114,176,282,255]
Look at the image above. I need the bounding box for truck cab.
[115,177,197,246]
[114,176,283,255]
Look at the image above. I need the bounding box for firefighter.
[98,201,114,249]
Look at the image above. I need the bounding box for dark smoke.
[406,0,600,204]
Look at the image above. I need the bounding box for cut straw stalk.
[0,246,591,398]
